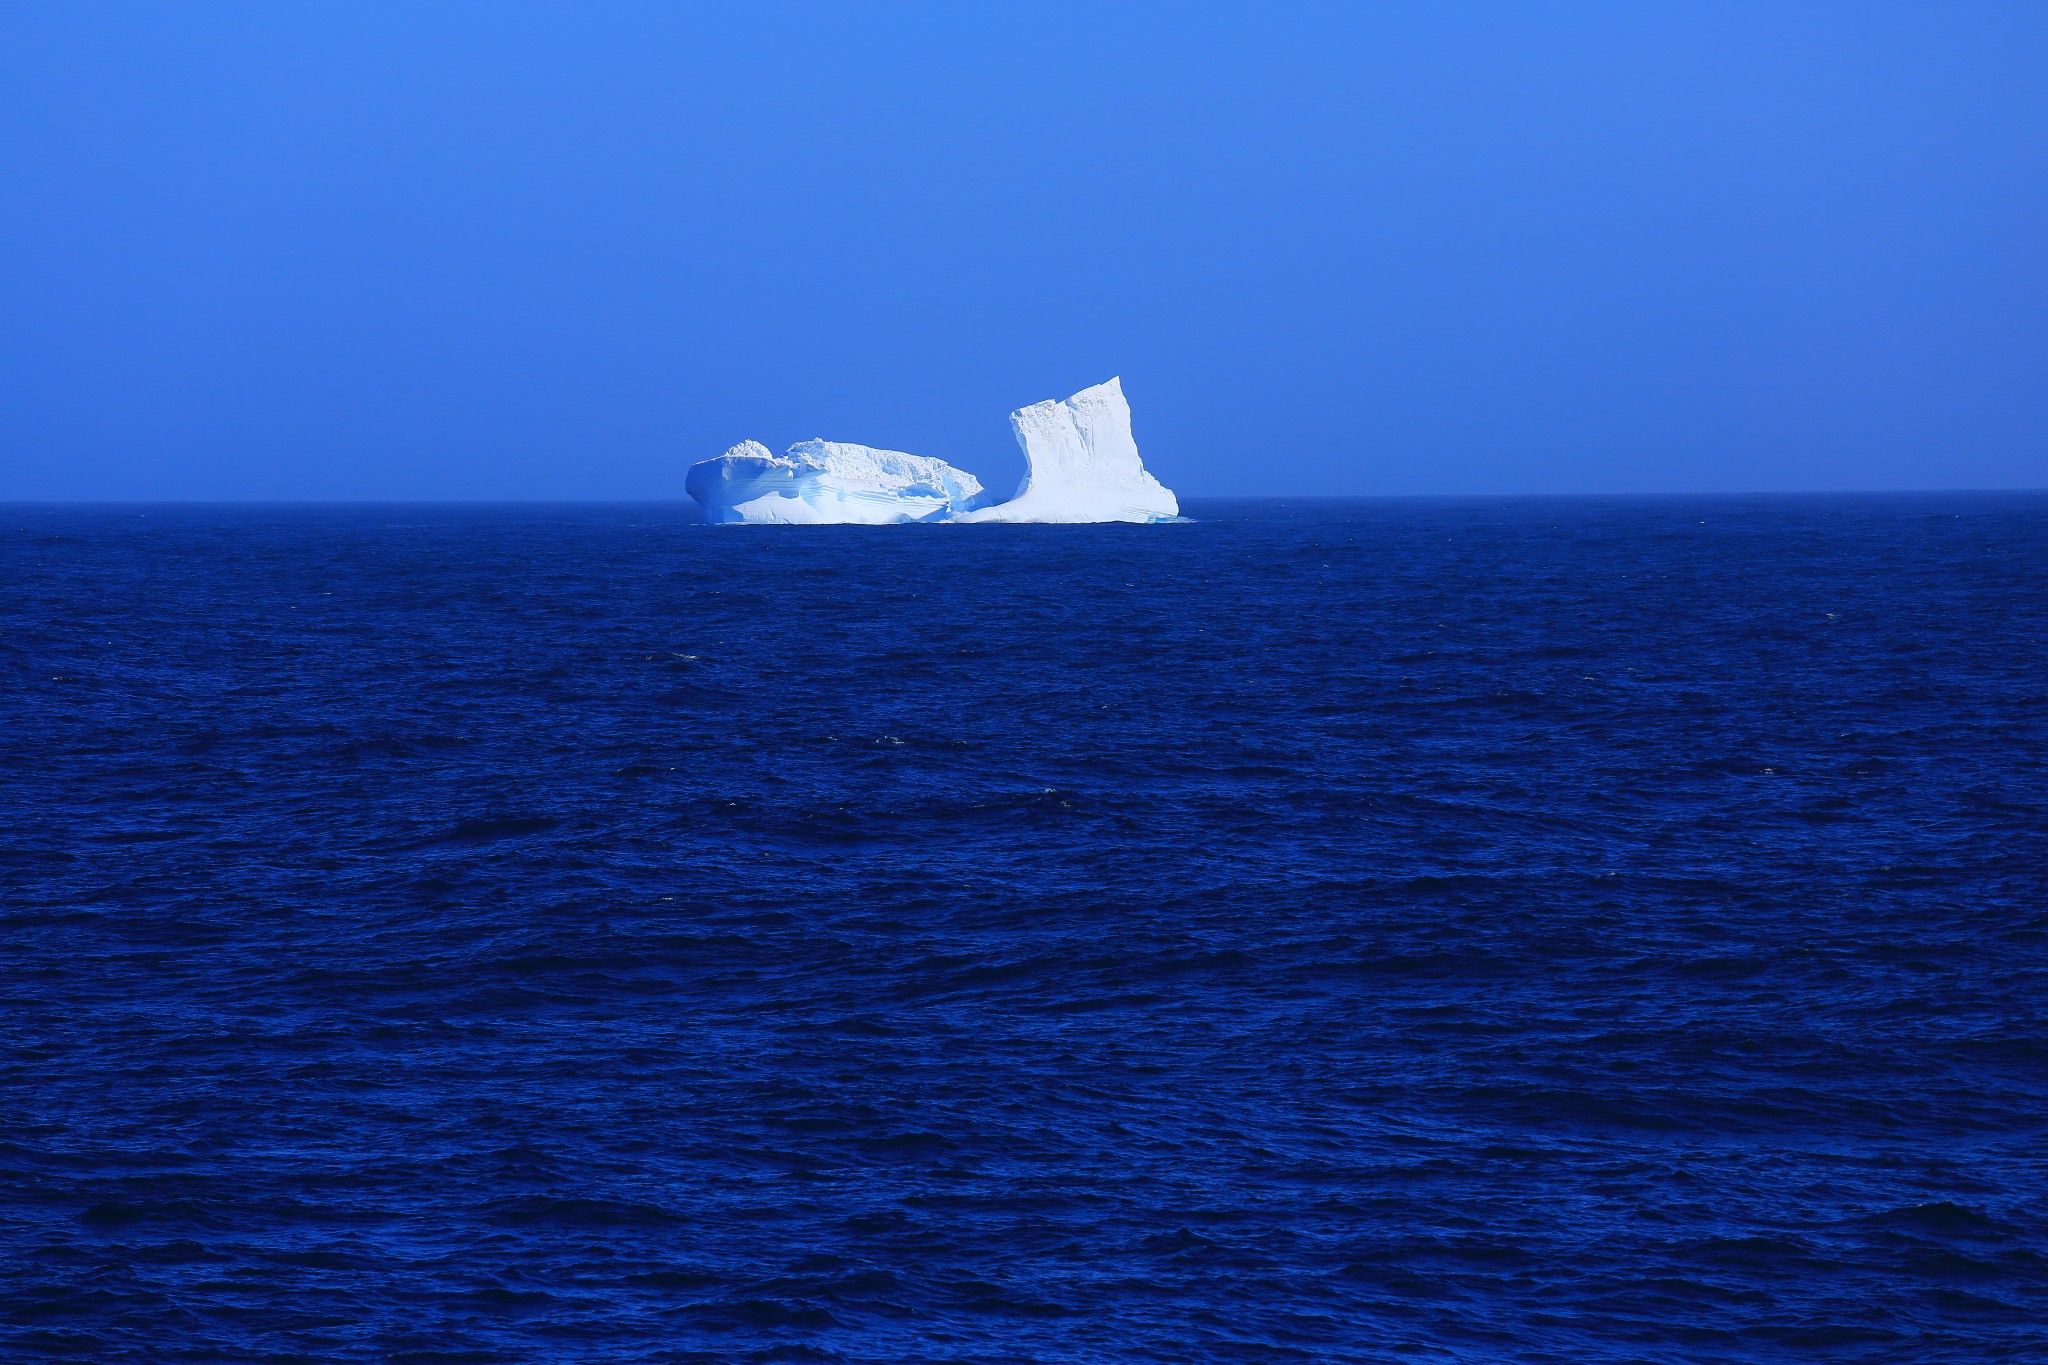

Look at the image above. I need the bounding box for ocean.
[4,494,2044,1363]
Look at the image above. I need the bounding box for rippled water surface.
[4,495,2046,1363]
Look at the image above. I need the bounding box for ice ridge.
[684,439,987,525]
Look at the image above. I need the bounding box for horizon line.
[4,487,2045,508]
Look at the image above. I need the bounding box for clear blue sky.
[2,2,2043,499]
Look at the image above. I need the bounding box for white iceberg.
[959,378,1177,524]
[685,439,987,524]
[685,378,1175,524]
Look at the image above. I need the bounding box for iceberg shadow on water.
[686,378,1178,526]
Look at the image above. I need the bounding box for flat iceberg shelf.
[684,439,987,525]
[686,378,1177,525]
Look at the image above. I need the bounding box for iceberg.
[685,378,1175,524]
[959,378,1178,524]
[685,439,987,525]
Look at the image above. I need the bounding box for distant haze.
[2,2,2044,500]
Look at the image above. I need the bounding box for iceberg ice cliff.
[687,378,1176,524]
[958,378,1176,524]
[684,439,987,524]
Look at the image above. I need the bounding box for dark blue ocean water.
[4,495,2045,1364]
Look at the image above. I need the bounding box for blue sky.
[2,2,2043,499]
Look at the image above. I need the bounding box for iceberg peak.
[959,377,1177,524]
